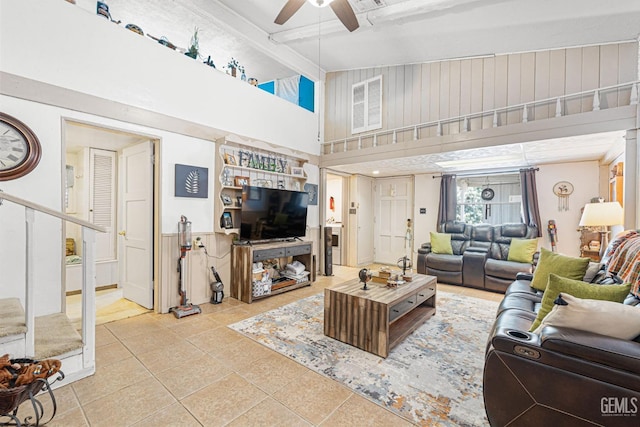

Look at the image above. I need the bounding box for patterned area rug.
[229,291,497,426]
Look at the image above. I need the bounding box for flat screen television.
[239,186,309,241]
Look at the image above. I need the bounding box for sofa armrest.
[417,244,431,274]
[462,247,488,288]
[515,272,534,281]
[540,326,640,375]
[465,246,488,254]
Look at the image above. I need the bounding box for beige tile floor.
[28,266,503,426]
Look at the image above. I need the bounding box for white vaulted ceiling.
[97,0,638,175]
[105,0,640,82]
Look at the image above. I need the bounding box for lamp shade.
[578,202,624,227]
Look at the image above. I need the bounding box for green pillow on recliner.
[507,238,538,263]
[430,232,453,255]
[530,247,590,291]
[529,273,631,331]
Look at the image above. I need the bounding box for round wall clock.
[0,112,42,181]
[481,188,495,201]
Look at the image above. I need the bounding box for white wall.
[411,162,601,257]
[326,175,343,223]
[161,137,216,233]
[0,95,221,314]
[302,163,320,229]
[413,173,441,251]
[536,162,601,256]
[1,0,319,155]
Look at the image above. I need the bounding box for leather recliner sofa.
[483,233,640,426]
[416,221,538,293]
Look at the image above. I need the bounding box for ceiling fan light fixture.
[308,0,335,8]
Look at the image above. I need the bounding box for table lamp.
[578,201,624,258]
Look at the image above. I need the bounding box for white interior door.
[356,175,374,266]
[119,141,153,309]
[374,177,413,265]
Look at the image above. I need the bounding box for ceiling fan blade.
[275,0,306,25]
[330,0,359,32]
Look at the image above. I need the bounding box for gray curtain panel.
[520,168,542,237]
[437,174,457,225]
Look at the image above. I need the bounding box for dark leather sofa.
[483,235,640,426]
[416,221,538,293]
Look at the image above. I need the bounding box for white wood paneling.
[507,54,522,125]
[324,42,637,143]
[534,51,550,120]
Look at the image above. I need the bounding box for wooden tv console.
[231,240,315,304]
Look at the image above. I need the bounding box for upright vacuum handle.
[211,266,223,285]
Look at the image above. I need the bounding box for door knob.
[118,230,126,236]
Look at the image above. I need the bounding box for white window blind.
[352,75,382,134]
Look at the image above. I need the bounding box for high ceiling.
[106,0,640,82]
[94,0,638,175]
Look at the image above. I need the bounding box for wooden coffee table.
[324,273,437,358]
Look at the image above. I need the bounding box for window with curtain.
[455,174,522,225]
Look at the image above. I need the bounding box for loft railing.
[322,81,640,154]
[0,191,105,369]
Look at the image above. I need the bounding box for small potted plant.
[227,57,239,77]
[185,27,199,59]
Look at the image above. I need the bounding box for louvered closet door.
[89,149,117,261]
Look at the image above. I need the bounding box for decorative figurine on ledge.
[359,268,372,290]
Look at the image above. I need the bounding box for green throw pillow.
[507,238,538,263]
[529,273,631,331]
[430,232,453,255]
[530,247,590,291]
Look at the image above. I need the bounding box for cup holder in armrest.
[506,330,532,340]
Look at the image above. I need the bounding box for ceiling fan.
[275,0,360,32]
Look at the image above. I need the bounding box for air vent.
[351,0,386,14]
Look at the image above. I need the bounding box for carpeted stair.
[0,298,28,338]
[1,298,82,359]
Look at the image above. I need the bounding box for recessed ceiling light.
[372,170,380,175]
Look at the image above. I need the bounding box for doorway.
[374,176,414,265]
[62,121,157,322]
[325,173,345,266]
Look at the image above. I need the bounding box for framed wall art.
[221,212,233,229]
[175,164,208,198]
[234,176,250,187]
[290,166,305,177]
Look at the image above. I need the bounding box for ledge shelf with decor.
[214,139,308,235]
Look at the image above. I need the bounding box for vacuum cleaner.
[169,215,201,318]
